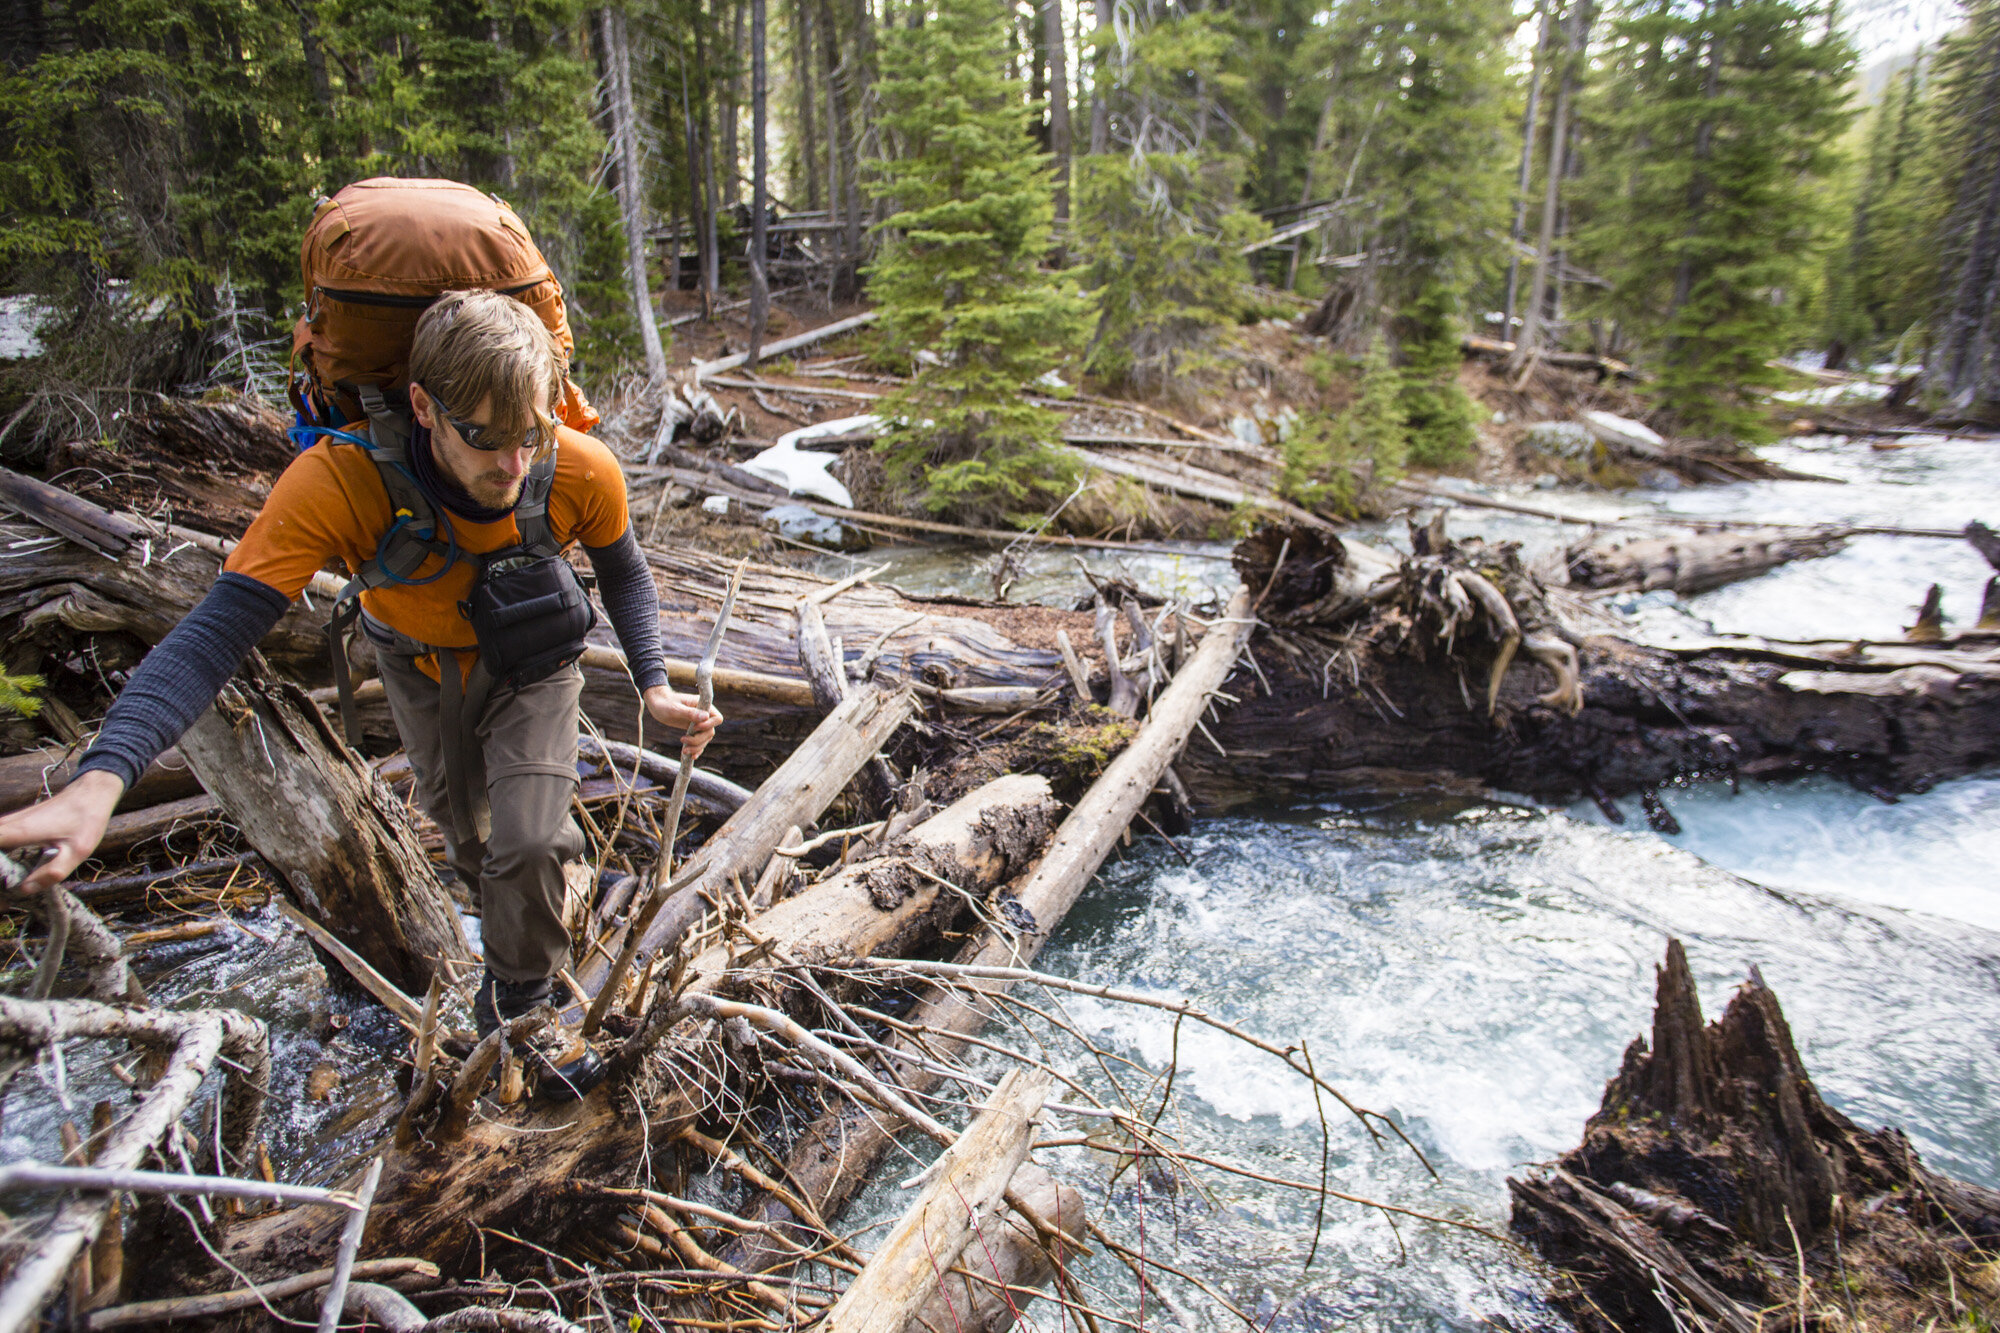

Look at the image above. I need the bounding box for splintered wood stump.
[1510,939,2000,1332]
[1564,526,1847,595]
[174,659,471,998]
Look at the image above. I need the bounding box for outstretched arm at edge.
[0,573,289,893]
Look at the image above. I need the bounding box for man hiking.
[0,288,718,1096]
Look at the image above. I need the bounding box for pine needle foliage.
[1280,333,1406,515]
[0,0,626,437]
[1574,0,1855,441]
[865,0,1091,523]
[1313,0,1515,466]
[1077,153,1267,390]
[0,672,44,721]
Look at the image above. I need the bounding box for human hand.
[643,686,725,762]
[0,769,125,896]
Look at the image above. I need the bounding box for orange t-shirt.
[226,425,630,675]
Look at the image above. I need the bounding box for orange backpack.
[289,177,599,433]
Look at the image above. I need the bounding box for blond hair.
[409,289,566,443]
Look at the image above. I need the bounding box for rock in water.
[1522,420,1596,460]
[1510,939,2000,1332]
[1581,409,1668,459]
[763,503,865,552]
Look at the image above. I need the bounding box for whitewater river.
[837,431,2000,1330]
[7,431,1995,1332]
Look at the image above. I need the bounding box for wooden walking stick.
[582,560,745,1037]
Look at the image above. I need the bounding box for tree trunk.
[173,660,472,997]
[678,52,714,315]
[1043,0,1070,244]
[1515,0,1585,363]
[749,0,771,363]
[1504,7,1552,338]
[794,0,821,211]
[600,5,669,380]
[724,0,746,206]
[1667,0,1722,327]
[1088,0,1111,154]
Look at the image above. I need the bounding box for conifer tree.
[1823,55,1939,368]
[1310,0,1515,466]
[1280,332,1406,515]
[866,0,1090,521]
[1073,2,1268,390]
[1925,0,2000,419]
[1574,0,1854,440]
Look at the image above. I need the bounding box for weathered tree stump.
[175,658,471,997]
[1510,939,2000,1331]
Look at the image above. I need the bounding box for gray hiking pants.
[376,648,585,985]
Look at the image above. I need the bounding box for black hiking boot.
[524,1028,607,1102]
[473,969,554,1040]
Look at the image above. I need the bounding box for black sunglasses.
[417,383,555,456]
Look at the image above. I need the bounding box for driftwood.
[1564,526,1848,595]
[175,659,472,997]
[718,589,1256,1278]
[1511,940,2000,1332]
[820,1069,1051,1333]
[0,996,270,1333]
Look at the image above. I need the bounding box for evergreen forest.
[4,0,1999,517]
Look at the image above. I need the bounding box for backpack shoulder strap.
[512,450,562,558]
[326,384,458,746]
[344,384,454,593]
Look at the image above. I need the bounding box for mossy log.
[1510,939,2000,1332]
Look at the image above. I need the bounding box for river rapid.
[837,431,2000,1330]
[5,432,1995,1332]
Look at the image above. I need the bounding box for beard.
[440,452,527,510]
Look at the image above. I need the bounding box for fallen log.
[673,772,1056,992]
[693,311,879,380]
[1511,939,2000,1332]
[1564,526,1848,595]
[574,683,919,1002]
[1192,522,2000,804]
[820,1068,1052,1333]
[0,747,205,818]
[719,588,1256,1277]
[906,1163,1085,1333]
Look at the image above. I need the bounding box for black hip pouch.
[465,549,598,690]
